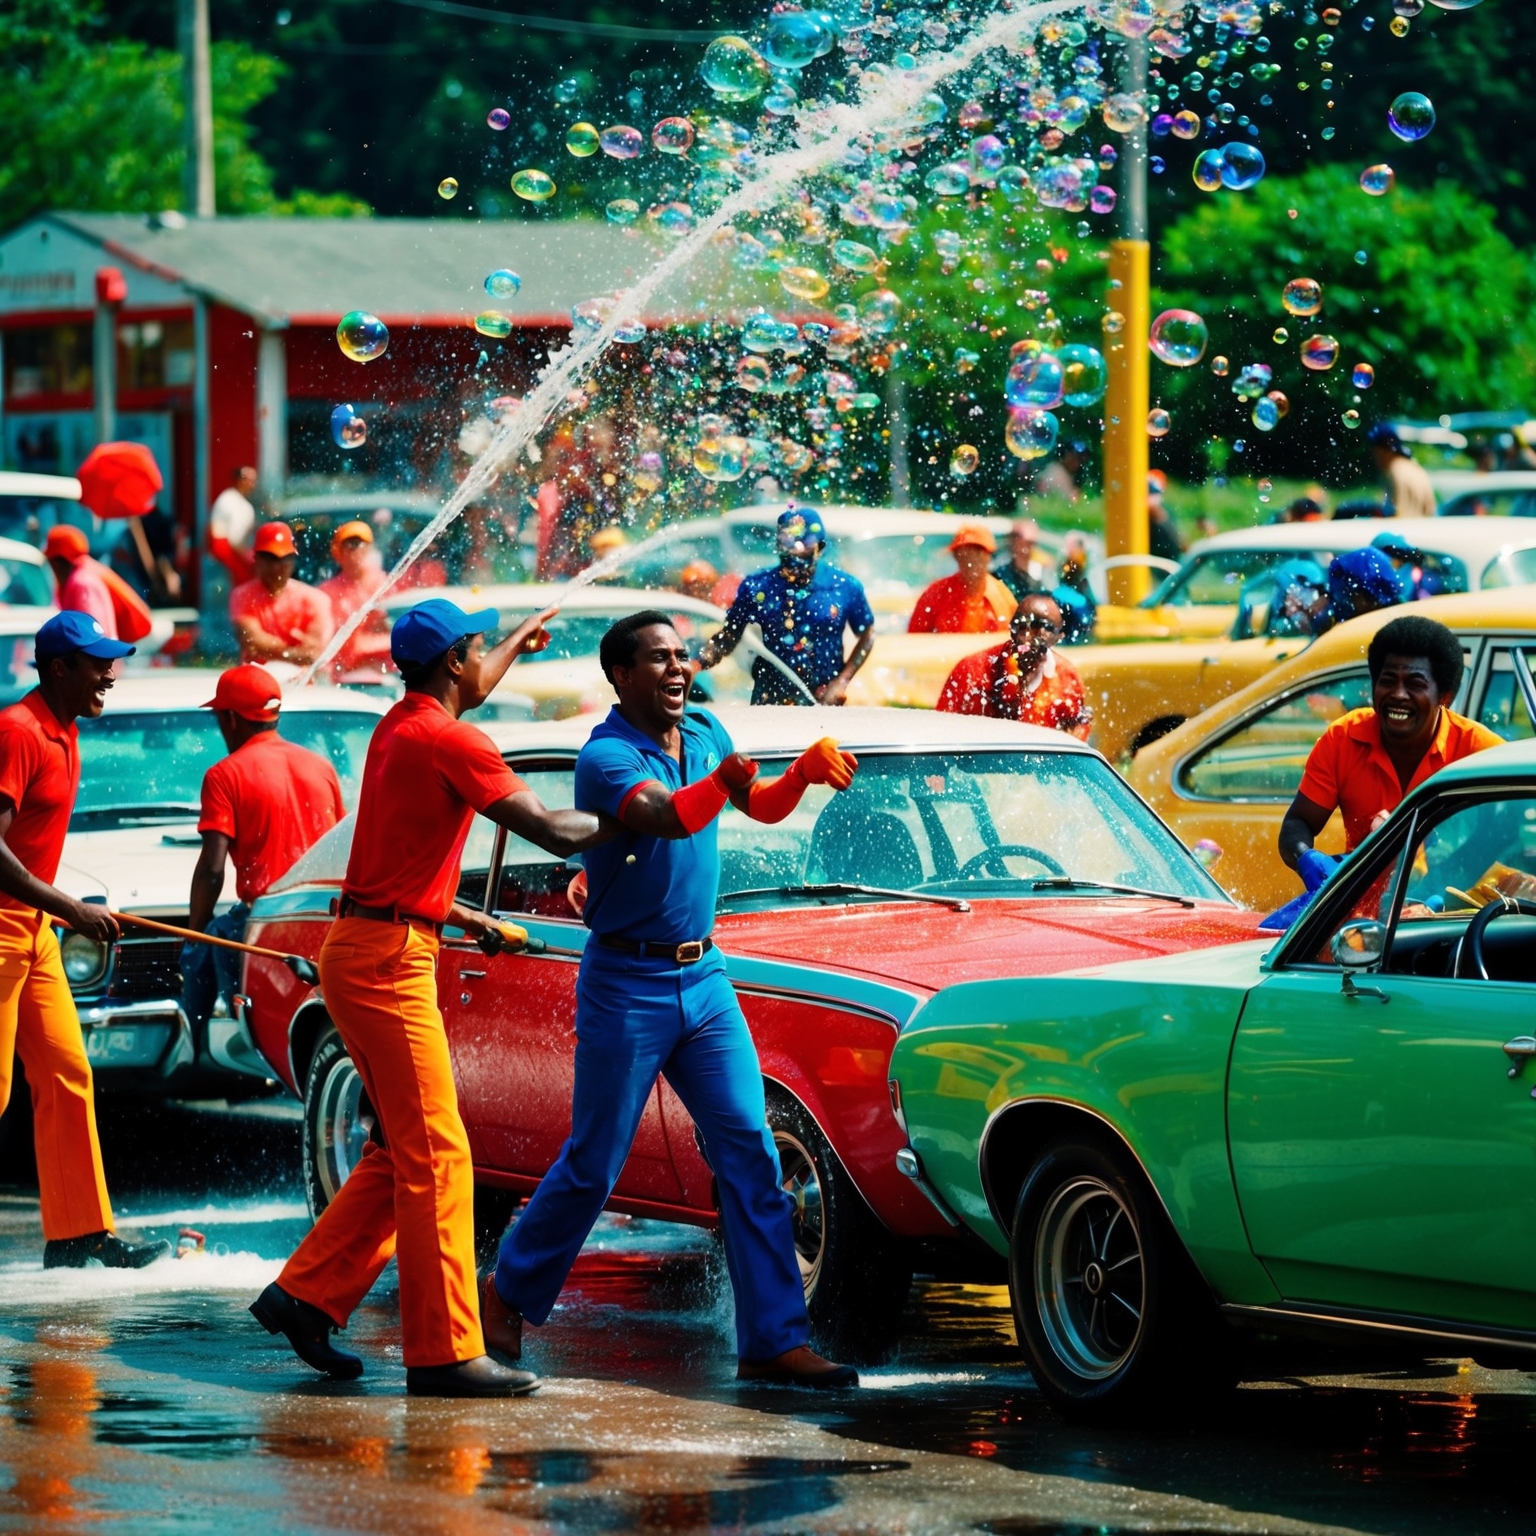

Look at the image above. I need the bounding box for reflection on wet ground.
[1,1100,1533,1534]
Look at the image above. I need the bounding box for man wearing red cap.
[907,525,1018,633]
[181,666,345,1044]
[45,526,116,638]
[229,522,333,666]
[319,521,391,678]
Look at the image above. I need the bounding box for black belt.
[335,896,444,935]
[597,935,714,964]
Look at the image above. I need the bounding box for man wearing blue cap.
[694,505,875,705]
[252,599,614,1398]
[1327,547,1404,628]
[0,612,170,1268]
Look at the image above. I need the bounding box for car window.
[456,815,500,910]
[0,632,33,706]
[1150,549,1301,607]
[0,557,52,607]
[1179,673,1373,801]
[1481,546,1536,589]
[1476,649,1536,742]
[489,766,582,917]
[1442,490,1536,520]
[616,532,725,590]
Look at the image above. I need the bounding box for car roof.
[378,583,725,620]
[0,473,81,501]
[1427,470,1536,495]
[1428,733,1536,786]
[0,537,45,564]
[1181,516,1536,567]
[277,492,442,517]
[99,671,391,715]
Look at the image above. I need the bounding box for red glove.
[566,868,588,915]
[792,738,858,791]
[671,754,757,834]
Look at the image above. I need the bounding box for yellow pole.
[1103,238,1151,607]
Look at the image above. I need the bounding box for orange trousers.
[0,910,113,1241]
[278,917,484,1369]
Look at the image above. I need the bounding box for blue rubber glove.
[1260,891,1315,933]
[1297,848,1340,895]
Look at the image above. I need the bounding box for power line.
[385,0,733,43]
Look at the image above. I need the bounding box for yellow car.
[1127,589,1536,912]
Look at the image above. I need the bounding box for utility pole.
[1101,34,1151,607]
[93,267,127,446]
[179,0,215,217]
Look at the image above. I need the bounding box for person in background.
[694,506,875,705]
[1368,424,1437,520]
[1326,547,1403,628]
[1147,472,1183,564]
[676,559,721,604]
[587,525,628,578]
[1239,558,1330,640]
[992,517,1046,603]
[111,501,182,606]
[908,524,1017,633]
[1052,584,1095,646]
[209,467,258,586]
[1281,494,1326,524]
[1031,440,1087,505]
[230,522,334,667]
[319,521,391,678]
[1372,529,1449,601]
[182,666,345,1046]
[45,526,115,637]
[935,592,1091,739]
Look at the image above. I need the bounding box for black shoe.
[249,1282,364,1380]
[406,1355,540,1398]
[43,1231,172,1270]
[737,1346,859,1390]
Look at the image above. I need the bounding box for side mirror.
[1330,919,1386,971]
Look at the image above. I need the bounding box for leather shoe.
[737,1345,859,1390]
[406,1354,540,1398]
[480,1273,523,1362]
[249,1282,363,1380]
[43,1231,171,1270]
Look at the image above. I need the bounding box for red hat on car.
[254,521,297,558]
[202,664,283,722]
[44,525,90,562]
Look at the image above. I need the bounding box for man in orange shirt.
[250,598,614,1397]
[1276,615,1501,918]
[935,592,1092,738]
[229,522,333,666]
[319,521,391,678]
[181,665,346,1046]
[0,612,170,1269]
[907,524,1018,633]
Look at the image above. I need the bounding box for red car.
[241,707,1262,1356]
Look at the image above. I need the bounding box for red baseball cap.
[202,664,283,722]
[44,525,90,561]
[254,521,297,558]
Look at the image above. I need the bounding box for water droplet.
[1343,408,1362,428]
[474,311,513,339]
[1300,335,1340,371]
[1282,277,1323,317]
[1352,362,1376,390]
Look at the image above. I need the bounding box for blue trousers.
[180,903,250,1046]
[494,945,809,1362]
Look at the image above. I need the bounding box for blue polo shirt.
[725,562,874,703]
[575,706,734,943]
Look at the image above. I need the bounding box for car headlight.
[60,932,109,989]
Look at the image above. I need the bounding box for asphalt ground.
[0,1100,1533,1535]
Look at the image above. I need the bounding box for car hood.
[713,898,1265,994]
[56,821,201,913]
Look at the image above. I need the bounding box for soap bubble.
[565,122,599,157]
[1301,335,1340,371]
[997,166,1028,201]
[925,163,971,196]
[858,288,902,335]
[1192,149,1226,192]
[652,116,694,154]
[1102,310,1125,335]
[950,444,980,477]
[336,311,388,362]
[780,266,830,301]
[1388,92,1435,142]
[1149,309,1209,367]
[1252,396,1281,432]
[650,201,694,237]
[485,269,522,299]
[1147,408,1172,438]
[474,311,513,339]
[1220,142,1266,190]
[1395,0,1424,12]
[330,403,367,449]
[1266,391,1291,419]
[1282,277,1323,316]
[612,319,647,345]
[1090,186,1118,215]
[437,177,458,199]
[694,432,750,482]
[831,239,880,273]
[764,10,831,70]
[1211,355,1230,377]
[1171,109,1202,140]
[1233,362,1273,400]
[971,134,1007,175]
[1059,343,1107,407]
[1005,349,1066,410]
[933,229,962,266]
[1427,0,1483,8]
[1390,16,1410,35]
[700,36,770,101]
[487,107,510,130]
[600,124,643,159]
[606,198,640,225]
[1103,93,1147,133]
[511,169,557,201]
[1360,164,1396,196]
[1005,407,1060,461]
[1352,362,1376,389]
[553,76,581,102]
[1273,327,1290,345]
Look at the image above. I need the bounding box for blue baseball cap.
[776,505,826,553]
[390,598,498,669]
[1329,547,1403,617]
[35,610,135,663]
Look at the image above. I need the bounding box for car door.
[1469,640,1536,745]
[1228,786,1536,1330]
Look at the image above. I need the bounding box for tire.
[301,1024,371,1221]
[765,1086,912,1362]
[1009,1135,1229,1420]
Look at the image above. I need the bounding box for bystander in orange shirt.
[229,521,333,666]
[319,521,391,678]
[908,524,1018,633]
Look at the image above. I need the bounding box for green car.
[892,736,1536,1416]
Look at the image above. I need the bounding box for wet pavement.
[1,1101,1534,1534]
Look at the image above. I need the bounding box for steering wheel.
[1455,896,1536,980]
[955,844,1067,881]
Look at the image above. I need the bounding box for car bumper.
[76,994,273,1085]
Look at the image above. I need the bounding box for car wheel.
[765,1087,912,1362]
[302,1024,371,1220]
[1009,1135,1228,1419]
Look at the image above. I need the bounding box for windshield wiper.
[719,882,971,913]
[1030,877,1195,908]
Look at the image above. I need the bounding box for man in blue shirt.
[694,506,875,705]
[486,609,862,1388]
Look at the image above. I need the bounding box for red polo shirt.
[343,693,527,922]
[907,573,1017,634]
[0,691,80,911]
[1298,706,1503,851]
[229,576,334,662]
[199,730,346,904]
[936,643,1089,736]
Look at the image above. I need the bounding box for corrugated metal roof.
[49,212,747,329]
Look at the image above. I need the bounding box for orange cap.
[330,519,374,557]
[201,664,283,722]
[254,521,297,558]
[44,525,90,562]
[949,522,997,554]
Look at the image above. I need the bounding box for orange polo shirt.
[907,573,1018,634]
[343,693,527,922]
[0,691,80,911]
[1298,706,1503,851]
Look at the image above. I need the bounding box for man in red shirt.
[936,592,1092,739]
[181,665,346,1045]
[229,522,333,666]
[907,524,1018,633]
[0,611,170,1269]
[250,598,614,1397]
[45,525,116,636]
[319,521,392,679]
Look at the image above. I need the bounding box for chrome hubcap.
[315,1054,368,1207]
[774,1130,824,1299]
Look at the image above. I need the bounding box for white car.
[53,672,386,1093]
[1428,469,1536,522]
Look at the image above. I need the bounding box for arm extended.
[0,805,118,942]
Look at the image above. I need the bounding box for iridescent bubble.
[1427,0,1483,9]
[474,311,513,338]
[950,444,980,477]
[694,432,750,482]
[565,122,599,157]
[1233,362,1273,400]
[1273,327,1290,344]
[553,76,581,103]
[437,177,459,199]
[1103,93,1147,133]
[605,198,640,225]
[737,356,771,393]
[511,168,557,201]
[1192,149,1226,192]
[1211,355,1230,377]
[1266,391,1291,419]
[933,229,961,266]
[1059,343,1107,407]
[925,163,971,196]
[612,319,647,345]
[1149,309,1209,367]
[1102,310,1125,336]
[485,269,522,299]
[599,124,643,159]
[1090,186,1118,215]
[487,107,510,130]
[971,134,1007,175]
[1388,91,1435,141]
[330,403,367,450]
[700,36,770,101]
[1147,408,1172,438]
[1343,409,1362,429]
[764,10,831,70]
[1005,350,1066,410]
[857,288,902,335]
[1282,277,1323,316]
[1220,142,1266,190]
[652,116,694,154]
[1390,16,1410,35]
[997,166,1028,202]
[1301,334,1340,371]
[336,311,388,362]
[831,239,879,273]
[1360,164,1396,196]
[650,201,694,236]
[1252,396,1281,432]
[1171,110,1202,140]
[1352,362,1376,389]
[1005,407,1060,461]
[780,265,830,301]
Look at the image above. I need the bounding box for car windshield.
[1148,549,1312,607]
[73,709,379,830]
[724,523,964,593]
[0,557,53,607]
[1482,546,1536,589]
[713,750,1221,908]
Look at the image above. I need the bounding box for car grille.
[110,937,184,1001]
